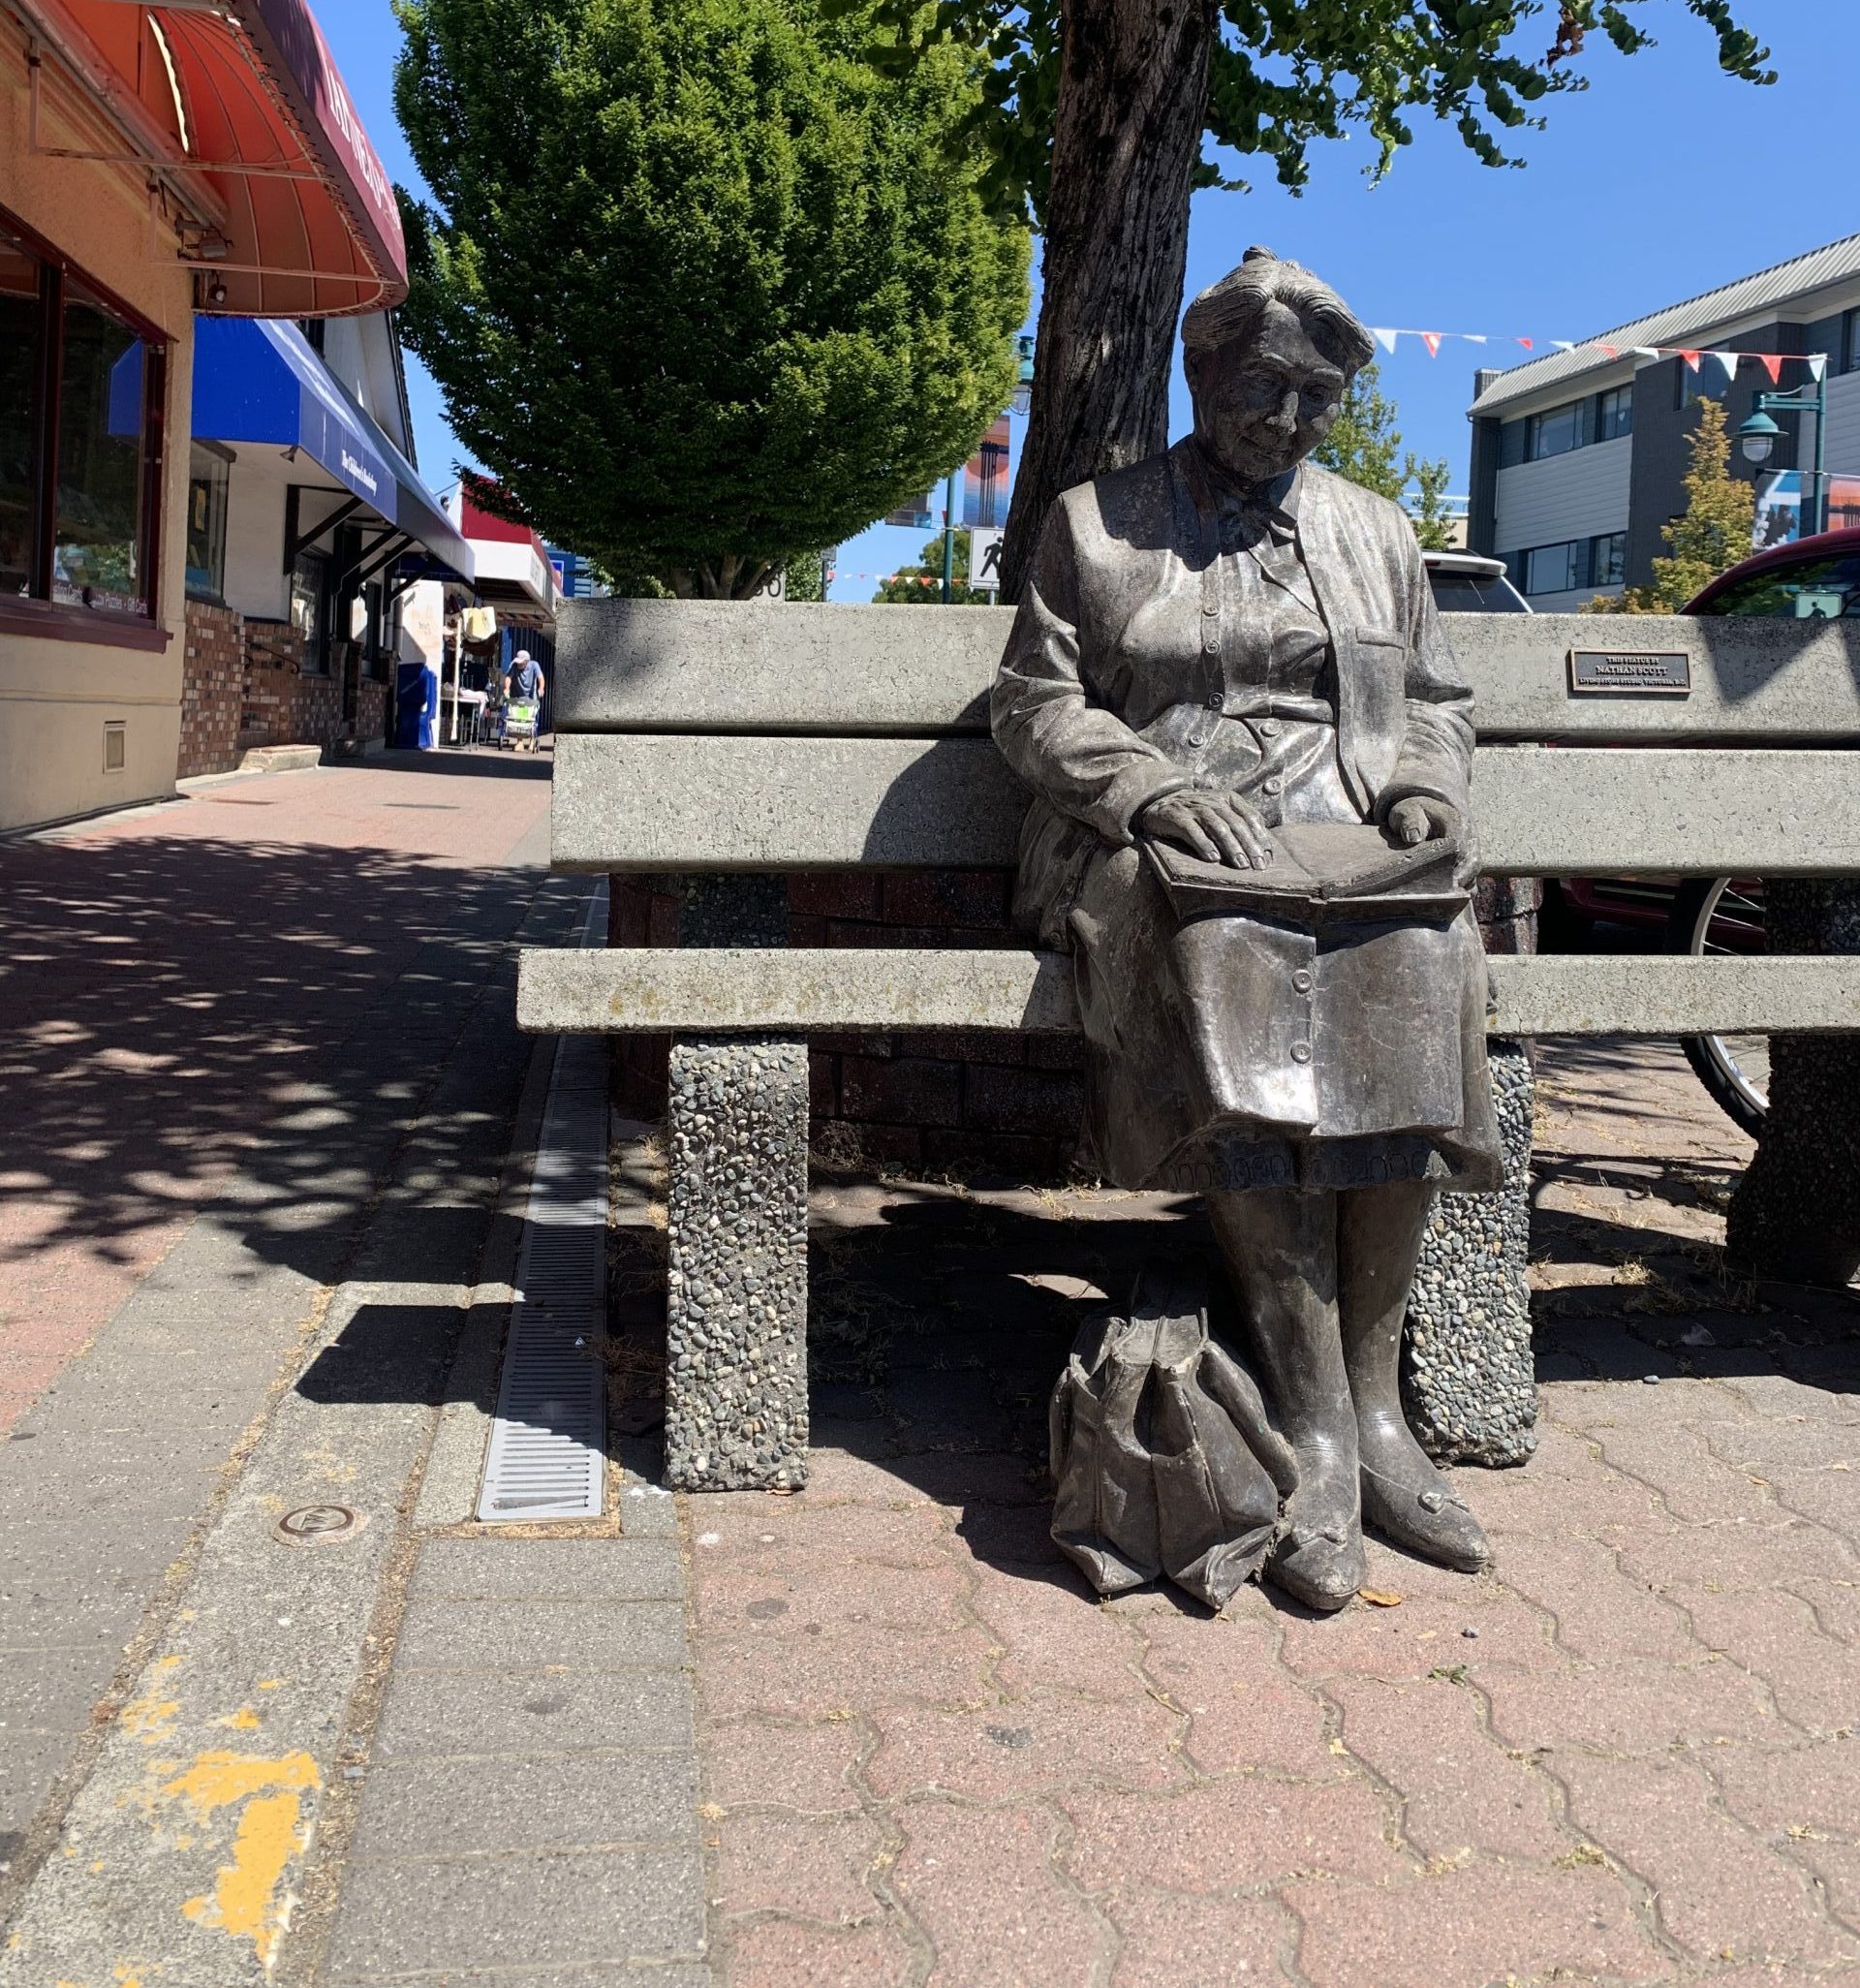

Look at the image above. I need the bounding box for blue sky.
[317,0,1857,600]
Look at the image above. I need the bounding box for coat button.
[1290,1042,1312,1064]
[1292,969,1313,993]
[1258,719,1281,738]
[1202,634,1219,654]
[1188,731,1207,749]
[1262,775,1283,795]
[1208,691,1224,710]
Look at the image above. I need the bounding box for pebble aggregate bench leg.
[665,1035,810,1490]
[664,876,812,1491]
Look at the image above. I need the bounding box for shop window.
[291,547,329,669]
[185,442,231,601]
[0,233,41,598]
[0,207,164,628]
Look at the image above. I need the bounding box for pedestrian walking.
[505,648,546,753]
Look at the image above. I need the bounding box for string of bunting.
[1369,326,1827,382]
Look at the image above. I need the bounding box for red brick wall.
[178,600,245,778]
[239,621,344,753]
[608,870,1086,1183]
[356,677,388,750]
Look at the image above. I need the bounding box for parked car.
[1538,535,1859,1135]
[1423,548,1531,615]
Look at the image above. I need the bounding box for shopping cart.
[502,697,541,750]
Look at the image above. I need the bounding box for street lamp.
[1736,372,1828,538]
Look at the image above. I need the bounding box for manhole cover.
[276,1504,359,1543]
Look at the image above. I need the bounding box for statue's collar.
[1180,441,1302,541]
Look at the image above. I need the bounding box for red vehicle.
[1542,531,1860,1132]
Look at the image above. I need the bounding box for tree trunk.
[999,0,1216,604]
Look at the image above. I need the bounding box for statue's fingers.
[1202,809,1252,870]
[1219,798,1274,869]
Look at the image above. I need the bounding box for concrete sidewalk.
[0,750,563,1937]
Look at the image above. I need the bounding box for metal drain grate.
[478,889,609,1522]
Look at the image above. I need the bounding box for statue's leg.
[1207,1185,1364,1612]
[1337,1179,1491,1573]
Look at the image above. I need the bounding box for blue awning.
[345,405,475,586]
[192,319,473,583]
[193,317,390,509]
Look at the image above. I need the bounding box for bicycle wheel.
[1666,877,1769,1137]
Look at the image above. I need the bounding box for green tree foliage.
[871,531,991,603]
[850,1,1772,231]
[785,550,828,602]
[393,0,1030,598]
[1586,396,1753,613]
[1312,363,1458,550]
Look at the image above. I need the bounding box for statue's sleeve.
[1376,532,1474,819]
[991,498,1191,846]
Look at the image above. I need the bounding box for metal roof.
[1468,233,1860,417]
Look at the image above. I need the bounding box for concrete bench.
[518,601,1860,1492]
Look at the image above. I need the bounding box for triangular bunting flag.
[1596,343,1620,358]
[1421,332,1442,357]
[1371,327,1398,354]
[1464,334,1488,345]
[1550,340,1574,352]
[1705,350,1740,386]
[1517,337,1534,351]
[1757,354,1783,385]
[1630,346,1660,360]
[1808,355,1828,383]
[1679,350,1703,371]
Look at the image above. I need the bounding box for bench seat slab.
[518,947,1860,1040]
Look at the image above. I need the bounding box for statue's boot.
[1209,1187,1365,1612]
[1339,1178,1492,1574]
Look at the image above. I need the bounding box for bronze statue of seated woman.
[994,247,1502,1611]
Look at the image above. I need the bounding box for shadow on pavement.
[0,828,550,1307]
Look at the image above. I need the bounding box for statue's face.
[1188,300,1347,485]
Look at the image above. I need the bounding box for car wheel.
[1666,877,1768,1137]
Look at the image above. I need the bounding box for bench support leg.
[1727,882,1860,1288]
[1402,1039,1538,1467]
[664,1033,810,1491]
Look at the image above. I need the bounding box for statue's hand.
[1137,791,1273,869]
[1385,795,1461,848]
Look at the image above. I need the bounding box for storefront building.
[1,0,406,833]
[180,310,473,776]
[442,487,560,742]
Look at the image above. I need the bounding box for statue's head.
[1181,247,1374,486]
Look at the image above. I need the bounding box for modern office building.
[1467,234,1860,609]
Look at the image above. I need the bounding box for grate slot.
[478,885,609,1523]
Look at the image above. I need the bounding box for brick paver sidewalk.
[682,1041,1860,1987]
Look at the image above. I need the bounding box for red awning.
[19,0,407,317]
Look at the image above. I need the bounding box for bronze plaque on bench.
[1567,648,1692,696]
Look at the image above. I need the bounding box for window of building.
[0,208,165,627]
[185,442,231,601]
[291,546,328,669]
[1525,401,1585,461]
[1524,541,1587,595]
[1596,387,1633,442]
[1844,309,1860,376]
[1593,531,1627,587]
